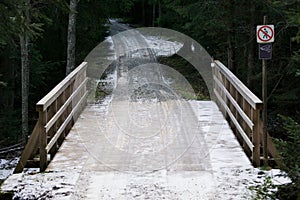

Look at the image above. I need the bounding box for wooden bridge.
[13,59,279,174]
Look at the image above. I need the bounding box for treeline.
[0,0,119,145]
[127,0,300,125]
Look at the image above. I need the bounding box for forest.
[0,0,299,198]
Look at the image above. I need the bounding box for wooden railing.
[212,60,280,167]
[212,61,263,166]
[13,59,280,173]
[14,62,88,173]
[212,60,263,166]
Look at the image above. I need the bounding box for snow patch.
[144,36,183,56]
[73,170,217,200]
[0,157,19,180]
[2,171,79,200]
[105,36,117,61]
[253,168,292,186]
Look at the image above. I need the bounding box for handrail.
[212,60,262,166]
[14,62,88,173]
[36,62,88,111]
[212,60,281,167]
[214,61,263,109]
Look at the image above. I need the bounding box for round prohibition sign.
[258,25,274,42]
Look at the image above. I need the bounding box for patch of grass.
[249,176,276,200]
[158,55,210,100]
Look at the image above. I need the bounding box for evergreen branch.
[267,72,285,102]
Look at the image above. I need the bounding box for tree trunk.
[226,0,236,74]
[142,0,146,26]
[227,35,236,74]
[66,0,78,75]
[152,2,156,27]
[247,1,255,89]
[20,34,29,143]
[0,47,14,108]
[20,0,30,144]
[158,0,162,27]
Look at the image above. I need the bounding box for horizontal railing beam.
[45,78,88,132]
[37,62,87,112]
[46,91,88,153]
[214,88,254,151]
[214,75,254,130]
[213,60,263,109]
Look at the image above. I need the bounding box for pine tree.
[66,0,79,75]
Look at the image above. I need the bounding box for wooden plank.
[37,62,87,112]
[243,100,252,123]
[46,100,57,138]
[72,89,87,122]
[243,98,252,153]
[45,78,88,132]
[13,122,40,173]
[214,60,263,109]
[224,75,230,120]
[39,111,48,172]
[214,88,254,151]
[46,91,88,153]
[214,76,254,129]
[252,109,261,167]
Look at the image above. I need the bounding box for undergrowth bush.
[275,115,300,199]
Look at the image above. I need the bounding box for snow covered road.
[58,26,254,199]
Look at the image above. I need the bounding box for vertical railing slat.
[252,109,261,166]
[39,108,47,171]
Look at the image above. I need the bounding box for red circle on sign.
[258,26,274,42]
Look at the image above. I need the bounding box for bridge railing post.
[242,99,252,158]
[37,107,47,172]
[252,108,261,167]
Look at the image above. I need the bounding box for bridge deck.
[45,100,252,199]
[47,100,251,170]
[2,100,254,199]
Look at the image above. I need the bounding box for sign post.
[257,16,274,166]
